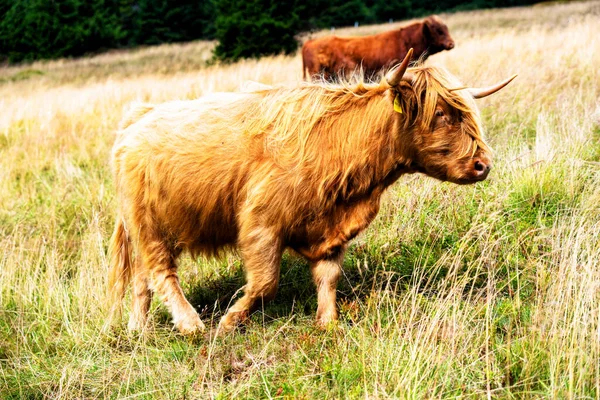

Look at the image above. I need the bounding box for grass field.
[2,1,600,398]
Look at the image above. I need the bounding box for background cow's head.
[387,49,515,185]
[423,16,455,53]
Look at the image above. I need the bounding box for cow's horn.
[386,48,414,87]
[468,74,517,99]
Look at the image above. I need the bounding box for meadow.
[1,1,600,398]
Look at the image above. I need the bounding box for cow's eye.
[435,109,444,117]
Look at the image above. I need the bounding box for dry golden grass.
[2,1,600,398]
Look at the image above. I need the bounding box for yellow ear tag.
[394,95,403,114]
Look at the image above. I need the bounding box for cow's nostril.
[474,160,485,172]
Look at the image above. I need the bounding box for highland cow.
[302,16,454,80]
[108,49,515,334]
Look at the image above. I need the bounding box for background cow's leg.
[219,225,283,332]
[127,257,153,331]
[311,249,344,327]
[139,238,205,334]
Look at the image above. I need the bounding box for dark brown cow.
[302,16,455,80]
[108,49,515,335]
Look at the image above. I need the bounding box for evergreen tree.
[135,0,171,45]
[213,0,300,62]
[325,0,371,28]
[0,0,123,62]
[371,0,411,22]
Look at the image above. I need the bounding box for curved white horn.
[386,48,414,87]
[468,74,517,99]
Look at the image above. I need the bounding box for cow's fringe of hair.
[409,66,490,159]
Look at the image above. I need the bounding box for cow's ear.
[425,15,438,25]
[393,85,418,125]
[422,19,432,38]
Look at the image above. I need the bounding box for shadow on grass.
[169,242,443,329]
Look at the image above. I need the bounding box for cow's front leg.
[219,225,283,333]
[311,249,345,327]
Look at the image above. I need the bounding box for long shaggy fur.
[108,65,495,333]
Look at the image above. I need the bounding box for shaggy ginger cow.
[302,16,454,80]
[108,49,515,334]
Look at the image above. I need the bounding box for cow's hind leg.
[139,238,205,334]
[127,257,153,331]
[311,249,344,327]
[219,226,283,333]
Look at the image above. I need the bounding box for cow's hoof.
[217,310,248,335]
[175,314,206,335]
[315,319,342,333]
[315,312,339,330]
[127,316,149,333]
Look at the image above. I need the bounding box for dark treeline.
[0,0,537,63]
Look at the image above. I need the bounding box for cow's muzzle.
[473,158,491,181]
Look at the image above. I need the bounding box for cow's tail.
[106,215,132,323]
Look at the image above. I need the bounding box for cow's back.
[333,31,400,74]
[113,94,259,254]
[305,23,430,79]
